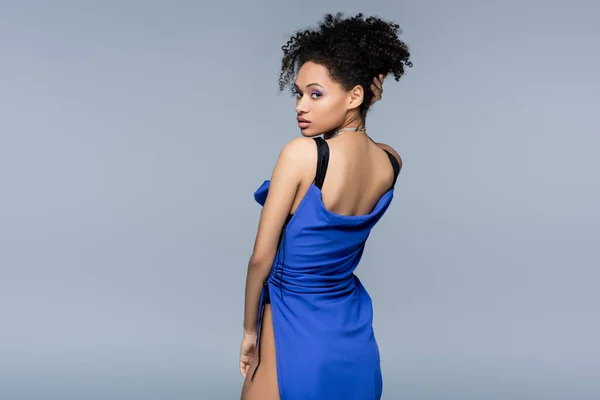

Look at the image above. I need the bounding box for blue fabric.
[253,179,395,399]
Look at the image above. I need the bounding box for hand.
[370,73,387,104]
[239,331,257,378]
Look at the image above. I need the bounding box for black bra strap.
[312,137,330,190]
[384,150,400,189]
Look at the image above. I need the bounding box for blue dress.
[251,137,400,399]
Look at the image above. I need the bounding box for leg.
[240,304,279,400]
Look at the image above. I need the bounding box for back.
[291,135,401,218]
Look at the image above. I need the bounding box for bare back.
[289,134,402,217]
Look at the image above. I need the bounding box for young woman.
[240,12,412,400]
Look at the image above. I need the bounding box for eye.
[310,92,322,99]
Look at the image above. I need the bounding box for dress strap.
[312,137,330,190]
[384,150,400,189]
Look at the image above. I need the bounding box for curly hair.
[279,12,413,117]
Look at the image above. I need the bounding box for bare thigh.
[240,304,279,400]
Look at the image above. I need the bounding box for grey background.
[1,1,598,399]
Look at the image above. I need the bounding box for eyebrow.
[294,82,324,89]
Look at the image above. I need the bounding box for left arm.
[242,137,309,334]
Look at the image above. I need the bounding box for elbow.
[248,253,272,274]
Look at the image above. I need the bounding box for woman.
[240,12,412,400]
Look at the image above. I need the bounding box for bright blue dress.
[251,137,400,399]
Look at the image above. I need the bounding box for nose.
[295,96,308,115]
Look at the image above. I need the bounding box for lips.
[297,116,310,129]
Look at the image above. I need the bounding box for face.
[294,61,363,136]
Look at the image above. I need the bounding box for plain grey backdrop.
[1,1,598,399]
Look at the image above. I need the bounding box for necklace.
[329,126,367,139]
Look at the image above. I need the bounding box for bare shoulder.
[276,136,318,173]
[374,141,403,170]
[279,136,316,161]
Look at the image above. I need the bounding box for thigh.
[240,305,279,400]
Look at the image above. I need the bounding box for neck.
[323,115,366,139]
[345,115,365,129]
[325,125,367,140]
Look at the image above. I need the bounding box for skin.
[239,61,402,399]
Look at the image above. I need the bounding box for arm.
[242,137,308,334]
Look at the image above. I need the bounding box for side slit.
[249,211,291,389]
[250,281,269,382]
[271,292,283,398]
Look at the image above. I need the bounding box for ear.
[347,84,364,110]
